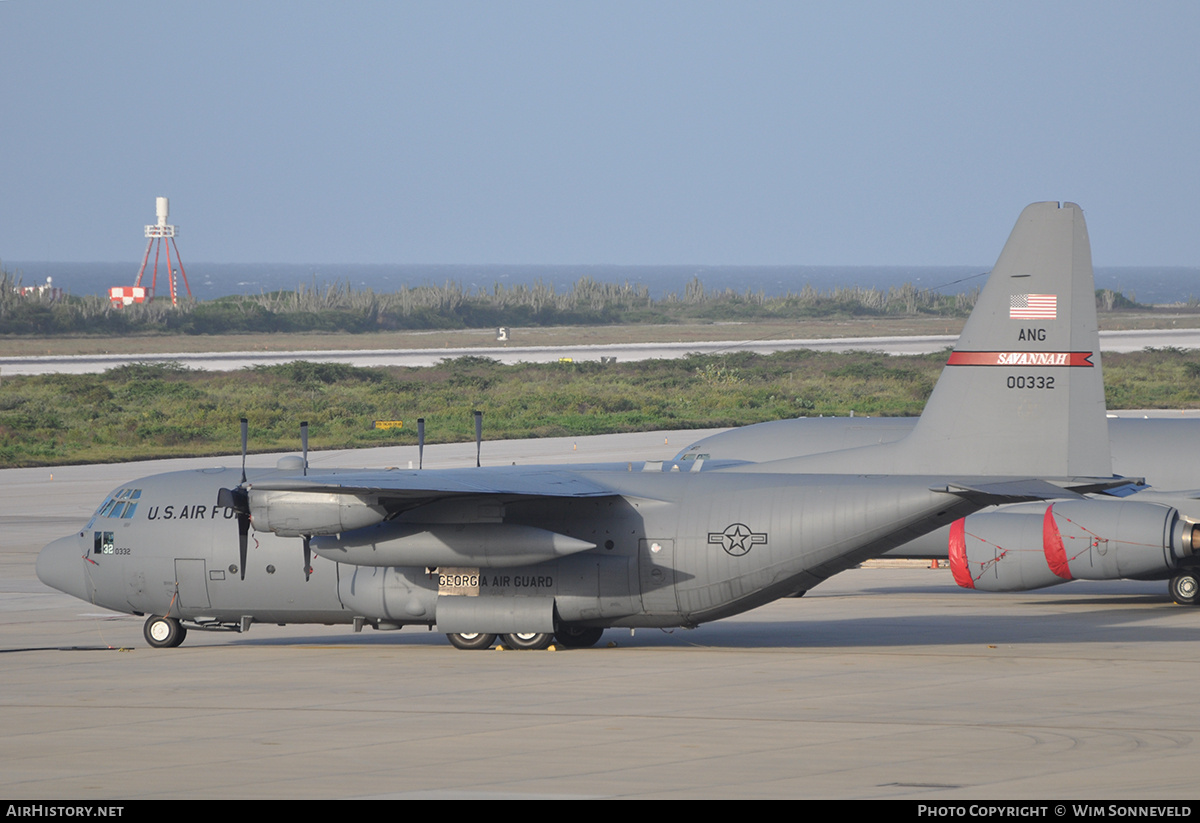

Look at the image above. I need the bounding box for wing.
[230,465,637,569]
[249,465,621,500]
[232,464,632,539]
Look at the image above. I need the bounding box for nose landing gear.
[144,615,187,648]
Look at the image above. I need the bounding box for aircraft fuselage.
[38,462,975,637]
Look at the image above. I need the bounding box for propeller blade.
[303,536,312,582]
[216,486,249,514]
[239,417,248,484]
[301,421,309,476]
[417,418,425,470]
[238,513,250,580]
[217,418,250,579]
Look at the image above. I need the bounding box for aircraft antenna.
[300,421,309,476]
[474,411,483,467]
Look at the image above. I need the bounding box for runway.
[4,327,1200,375]
[5,431,1200,799]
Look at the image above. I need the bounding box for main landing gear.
[446,632,498,650]
[443,631,552,650]
[502,632,555,650]
[444,627,606,650]
[1170,572,1199,606]
[552,625,605,648]
[144,615,187,648]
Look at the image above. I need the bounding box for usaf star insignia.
[708,523,768,556]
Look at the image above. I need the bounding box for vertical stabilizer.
[905,201,1109,477]
[753,202,1110,478]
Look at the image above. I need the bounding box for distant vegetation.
[3,266,1166,339]
[1,269,985,336]
[3,267,1186,467]
[2,348,1199,468]
[1096,288,1152,311]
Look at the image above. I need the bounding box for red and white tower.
[118,196,193,306]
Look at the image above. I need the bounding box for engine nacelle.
[948,511,1065,592]
[950,500,1200,592]
[311,521,596,567]
[248,491,387,537]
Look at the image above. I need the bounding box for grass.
[3,348,1199,468]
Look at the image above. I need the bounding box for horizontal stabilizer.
[937,476,1144,504]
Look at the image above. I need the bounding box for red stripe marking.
[948,518,974,589]
[946,351,1094,367]
[1042,504,1072,580]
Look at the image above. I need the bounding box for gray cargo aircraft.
[37,202,1142,650]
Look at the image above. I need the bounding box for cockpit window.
[97,488,141,519]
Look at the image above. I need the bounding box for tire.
[1170,572,1199,606]
[554,625,604,649]
[446,632,497,650]
[144,615,186,648]
[502,632,555,650]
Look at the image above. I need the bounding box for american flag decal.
[1010,293,1057,319]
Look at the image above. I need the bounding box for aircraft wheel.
[554,625,604,648]
[503,632,555,650]
[446,632,497,650]
[143,615,186,648]
[1170,572,1199,606]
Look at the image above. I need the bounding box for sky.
[2,1,1198,267]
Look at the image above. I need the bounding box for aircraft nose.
[36,534,88,601]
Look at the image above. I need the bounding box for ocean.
[5,261,1198,305]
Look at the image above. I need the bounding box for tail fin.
[755,201,1110,478]
[906,201,1109,477]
